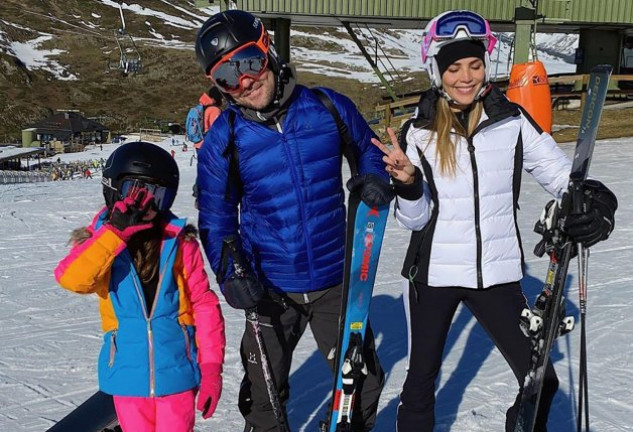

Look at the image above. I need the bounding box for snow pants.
[113,389,196,432]
[397,281,559,432]
[239,284,385,432]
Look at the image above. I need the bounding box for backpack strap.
[221,110,241,201]
[311,88,359,177]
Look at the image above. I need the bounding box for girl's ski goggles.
[208,31,270,93]
[120,178,175,212]
[422,11,497,63]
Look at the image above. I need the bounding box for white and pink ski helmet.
[421,10,498,99]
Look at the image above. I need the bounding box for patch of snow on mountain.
[96,0,201,29]
[8,34,77,81]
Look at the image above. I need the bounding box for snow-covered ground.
[1,133,632,431]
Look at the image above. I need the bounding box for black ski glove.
[347,173,394,207]
[221,271,265,310]
[564,179,617,248]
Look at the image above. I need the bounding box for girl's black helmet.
[102,141,179,210]
[195,10,279,75]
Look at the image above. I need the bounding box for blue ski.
[323,192,389,432]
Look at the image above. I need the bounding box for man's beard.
[239,83,275,111]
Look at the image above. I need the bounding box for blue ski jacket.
[197,85,388,294]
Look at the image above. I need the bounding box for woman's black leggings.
[397,282,559,432]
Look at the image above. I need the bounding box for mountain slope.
[0,1,576,140]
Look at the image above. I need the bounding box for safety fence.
[0,170,50,185]
[372,73,633,131]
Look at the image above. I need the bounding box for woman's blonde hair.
[430,97,484,176]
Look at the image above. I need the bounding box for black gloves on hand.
[347,173,394,207]
[222,271,265,310]
[106,188,155,241]
[564,179,617,248]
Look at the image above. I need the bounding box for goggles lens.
[120,179,175,212]
[435,12,488,38]
[421,11,497,63]
[210,44,268,92]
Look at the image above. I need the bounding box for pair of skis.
[321,195,390,432]
[514,64,613,432]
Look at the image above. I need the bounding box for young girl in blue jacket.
[55,142,226,432]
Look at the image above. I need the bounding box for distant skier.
[198,87,224,149]
[54,142,226,431]
[194,10,392,432]
[371,10,618,432]
[189,87,223,209]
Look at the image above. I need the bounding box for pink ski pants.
[113,389,196,432]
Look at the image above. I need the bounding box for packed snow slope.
[1,134,632,431]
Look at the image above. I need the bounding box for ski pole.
[222,236,290,432]
[576,245,590,432]
[245,308,290,432]
[571,176,590,432]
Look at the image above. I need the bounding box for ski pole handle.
[222,235,288,313]
[222,235,247,277]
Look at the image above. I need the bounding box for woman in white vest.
[372,10,618,432]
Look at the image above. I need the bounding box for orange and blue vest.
[55,209,225,397]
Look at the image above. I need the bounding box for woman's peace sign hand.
[371,127,416,184]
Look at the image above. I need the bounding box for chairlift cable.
[353,23,398,85]
[362,23,404,82]
[6,6,106,38]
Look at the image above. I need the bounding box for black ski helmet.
[195,10,282,76]
[102,141,179,211]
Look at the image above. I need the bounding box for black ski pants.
[397,281,559,432]
[239,284,385,432]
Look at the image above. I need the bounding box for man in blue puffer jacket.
[194,10,393,432]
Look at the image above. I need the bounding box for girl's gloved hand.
[105,188,155,242]
[197,363,223,419]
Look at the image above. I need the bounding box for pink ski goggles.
[421,11,498,63]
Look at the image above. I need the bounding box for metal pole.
[342,21,398,102]
[273,18,291,63]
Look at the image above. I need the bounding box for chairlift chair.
[108,2,143,75]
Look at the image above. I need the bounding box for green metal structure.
[213,0,633,26]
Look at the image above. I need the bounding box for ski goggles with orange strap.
[208,30,271,93]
